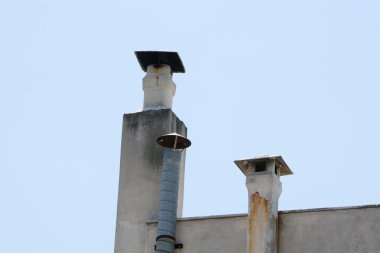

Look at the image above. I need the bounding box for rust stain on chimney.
[248,192,269,253]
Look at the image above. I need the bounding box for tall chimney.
[114,51,187,253]
[235,155,293,253]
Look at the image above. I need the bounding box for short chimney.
[135,51,185,111]
[235,155,293,253]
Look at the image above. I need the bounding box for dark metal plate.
[156,133,191,149]
[135,51,186,73]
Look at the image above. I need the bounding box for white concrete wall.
[114,109,187,253]
[144,205,380,253]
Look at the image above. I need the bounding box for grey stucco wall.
[114,109,187,253]
[145,205,380,253]
[146,215,247,253]
[278,205,380,253]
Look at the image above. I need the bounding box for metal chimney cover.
[135,51,186,73]
[234,155,293,176]
[156,133,191,149]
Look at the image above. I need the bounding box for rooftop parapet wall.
[145,205,380,253]
[278,205,380,253]
[146,214,247,253]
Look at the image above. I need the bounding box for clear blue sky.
[1,0,379,252]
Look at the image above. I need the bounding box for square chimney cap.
[135,51,185,73]
[234,155,293,176]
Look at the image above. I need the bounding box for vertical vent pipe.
[155,133,191,253]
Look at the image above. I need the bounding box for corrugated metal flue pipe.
[155,133,191,253]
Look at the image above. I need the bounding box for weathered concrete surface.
[143,65,176,111]
[146,214,248,253]
[249,193,269,253]
[278,205,380,253]
[144,205,380,253]
[245,159,283,253]
[114,109,187,253]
